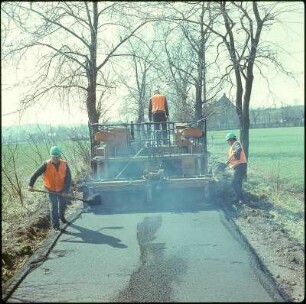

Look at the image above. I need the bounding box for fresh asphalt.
[4,189,285,302]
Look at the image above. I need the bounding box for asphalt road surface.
[5,189,285,302]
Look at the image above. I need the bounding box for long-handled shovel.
[211,161,228,176]
[32,189,102,205]
[214,162,227,172]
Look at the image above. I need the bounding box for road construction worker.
[28,146,71,231]
[225,132,247,204]
[148,89,169,144]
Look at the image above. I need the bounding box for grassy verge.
[208,126,304,245]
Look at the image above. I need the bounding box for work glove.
[28,186,34,192]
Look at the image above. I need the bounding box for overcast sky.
[1,2,304,127]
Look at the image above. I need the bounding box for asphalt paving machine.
[83,120,213,205]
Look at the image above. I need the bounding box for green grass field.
[2,139,90,185]
[208,126,304,192]
[3,126,304,193]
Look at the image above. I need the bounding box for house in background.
[206,94,304,130]
[207,93,239,130]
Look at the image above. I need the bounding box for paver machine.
[83,120,214,207]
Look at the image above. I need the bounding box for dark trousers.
[48,193,67,228]
[152,112,167,144]
[232,163,247,201]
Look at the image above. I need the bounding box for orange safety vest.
[43,160,67,192]
[151,94,167,113]
[228,141,247,168]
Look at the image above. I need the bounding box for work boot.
[60,217,68,224]
[53,226,60,231]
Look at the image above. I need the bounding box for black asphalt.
[3,190,285,302]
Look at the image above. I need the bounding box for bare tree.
[1,2,152,124]
[62,126,91,176]
[2,142,25,206]
[159,2,224,173]
[205,1,300,160]
[116,39,158,123]
[163,30,195,121]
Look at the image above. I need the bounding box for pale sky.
[1,2,304,127]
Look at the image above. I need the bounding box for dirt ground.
[220,199,305,302]
[2,190,305,302]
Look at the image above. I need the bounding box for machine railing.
[88,120,207,180]
[89,120,205,158]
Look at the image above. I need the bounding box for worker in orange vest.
[148,89,169,144]
[28,146,71,231]
[225,132,247,205]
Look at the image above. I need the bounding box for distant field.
[3,127,304,192]
[208,127,304,192]
[2,139,90,190]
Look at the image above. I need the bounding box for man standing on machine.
[149,89,169,145]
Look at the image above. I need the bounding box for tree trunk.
[137,100,144,123]
[87,84,99,124]
[240,112,250,161]
[87,2,99,124]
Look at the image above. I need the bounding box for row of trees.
[3,102,303,144]
[2,124,89,144]
[2,2,302,167]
